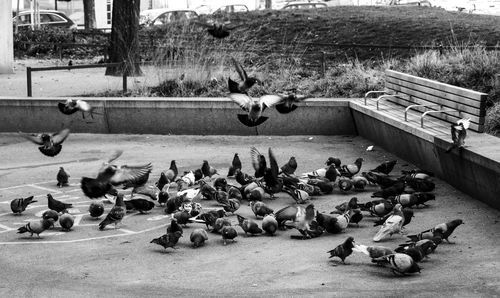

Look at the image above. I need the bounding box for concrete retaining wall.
[0,97,355,135]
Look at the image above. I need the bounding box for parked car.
[212,4,249,16]
[13,10,77,30]
[139,8,199,27]
[389,0,432,6]
[281,2,328,9]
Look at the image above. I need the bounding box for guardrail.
[26,62,127,97]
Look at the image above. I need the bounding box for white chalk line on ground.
[0,223,168,245]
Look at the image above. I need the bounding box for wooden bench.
[362,69,488,133]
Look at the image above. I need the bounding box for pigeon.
[373,204,404,242]
[351,176,368,190]
[42,209,59,226]
[88,201,105,218]
[359,199,394,217]
[339,158,363,178]
[362,171,399,188]
[158,190,169,206]
[228,93,283,127]
[228,57,260,94]
[370,160,397,175]
[288,219,325,240]
[316,210,351,234]
[446,118,470,153]
[335,197,359,213]
[262,214,278,235]
[280,156,298,175]
[250,201,274,218]
[10,196,37,214]
[236,214,262,236]
[59,212,75,231]
[56,167,70,187]
[396,239,439,258]
[19,128,70,157]
[165,160,178,182]
[403,177,436,193]
[131,185,159,201]
[352,243,394,259]
[235,168,255,185]
[420,219,464,244]
[372,181,406,199]
[150,231,183,250]
[199,181,217,200]
[124,198,155,214]
[228,186,243,201]
[215,190,230,206]
[17,218,55,238]
[275,204,315,230]
[98,194,126,230]
[222,198,241,214]
[327,236,355,264]
[374,208,414,228]
[173,210,191,227]
[325,157,342,168]
[274,93,310,114]
[390,193,435,208]
[47,193,72,213]
[167,218,184,235]
[213,217,233,234]
[371,253,421,275]
[213,178,228,191]
[201,160,218,178]
[307,178,334,194]
[155,172,169,191]
[198,210,226,230]
[81,150,152,199]
[196,21,239,39]
[221,226,238,245]
[282,186,310,204]
[57,99,94,118]
[190,228,209,248]
[227,153,242,177]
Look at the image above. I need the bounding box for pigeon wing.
[268,147,279,179]
[52,128,71,145]
[19,132,44,145]
[261,95,284,109]
[231,57,248,81]
[250,147,263,173]
[76,100,92,112]
[110,163,153,185]
[228,93,252,111]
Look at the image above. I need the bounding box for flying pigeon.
[228,57,260,94]
[81,150,152,199]
[228,93,283,127]
[274,93,310,114]
[19,128,70,157]
[196,21,239,39]
[58,99,94,118]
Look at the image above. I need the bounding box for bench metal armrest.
[364,91,388,105]
[404,104,440,121]
[375,94,406,110]
[421,108,461,128]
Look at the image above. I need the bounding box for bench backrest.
[384,69,488,132]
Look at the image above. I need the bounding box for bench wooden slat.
[386,70,488,103]
[382,95,483,132]
[382,86,485,124]
[385,79,484,113]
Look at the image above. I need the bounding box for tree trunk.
[105,0,142,76]
[265,0,272,9]
[83,0,96,29]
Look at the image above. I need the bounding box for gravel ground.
[0,133,499,298]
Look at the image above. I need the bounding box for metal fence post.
[321,51,326,77]
[26,67,32,97]
[122,72,127,94]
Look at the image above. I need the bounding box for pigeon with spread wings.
[58,99,95,119]
[19,128,70,157]
[81,150,152,199]
[275,93,310,114]
[196,21,240,39]
[228,93,283,127]
[228,57,260,94]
